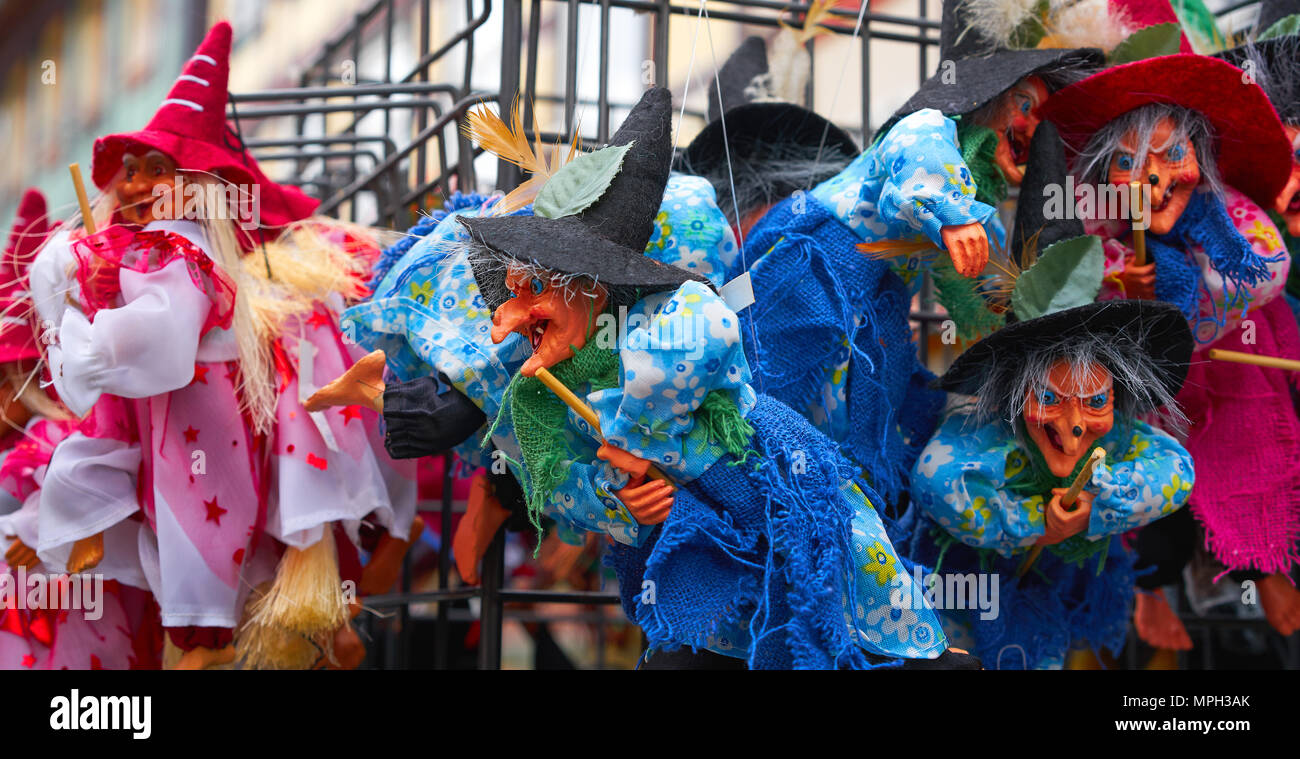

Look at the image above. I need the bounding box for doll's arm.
[911,416,1047,556]
[48,259,211,416]
[1086,422,1194,539]
[28,230,78,331]
[35,432,141,556]
[875,110,999,249]
[381,374,487,459]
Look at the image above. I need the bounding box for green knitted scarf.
[955,119,1008,208]
[488,339,756,530]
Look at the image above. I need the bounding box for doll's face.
[1274,124,1300,236]
[1022,360,1114,478]
[1106,116,1199,236]
[491,264,609,377]
[116,148,179,225]
[979,76,1048,187]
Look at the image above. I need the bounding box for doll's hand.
[1119,260,1156,300]
[1037,489,1093,546]
[614,476,674,525]
[596,442,652,480]
[66,532,104,573]
[305,349,386,412]
[940,222,989,278]
[4,538,40,570]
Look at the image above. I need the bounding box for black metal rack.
[222,0,1296,669]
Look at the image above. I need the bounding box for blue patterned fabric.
[733,108,1006,502]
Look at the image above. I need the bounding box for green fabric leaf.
[1107,23,1184,64]
[1260,13,1300,41]
[1170,0,1224,51]
[1010,235,1104,321]
[533,142,632,219]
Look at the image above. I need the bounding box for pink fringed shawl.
[1177,297,1300,575]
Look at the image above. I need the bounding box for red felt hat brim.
[1039,54,1291,208]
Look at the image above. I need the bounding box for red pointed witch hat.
[90,21,318,246]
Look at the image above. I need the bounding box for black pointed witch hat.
[461,87,711,312]
[1009,120,1082,267]
[890,0,1103,123]
[674,35,859,194]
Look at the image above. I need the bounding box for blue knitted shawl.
[738,195,943,501]
[1150,188,1283,341]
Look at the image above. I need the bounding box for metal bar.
[499,1,524,190]
[435,452,455,669]
[477,527,506,669]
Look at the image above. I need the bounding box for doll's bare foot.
[1259,573,1300,637]
[304,349,386,412]
[4,538,40,570]
[359,516,425,596]
[66,533,104,573]
[453,477,511,585]
[1134,588,1192,650]
[172,644,237,670]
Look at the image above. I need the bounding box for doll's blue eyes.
[1167,144,1186,162]
[530,278,544,296]
[1116,154,1135,172]
[1019,98,1032,114]
[1039,390,1060,406]
[1088,392,1109,409]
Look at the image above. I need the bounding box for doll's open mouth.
[1043,424,1067,454]
[1007,127,1030,166]
[527,320,549,349]
[1286,191,1300,214]
[1149,183,1176,214]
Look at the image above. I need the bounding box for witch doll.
[29,21,416,669]
[1041,49,1300,640]
[0,189,163,670]
[307,147,744,587]
[907,151,1197,667]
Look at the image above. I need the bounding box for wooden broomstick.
[1015,448,1106,579]
[1129,180,1146,266]
[69,163,97,234]
[1207,348,1300,372]
[533,366,675,488]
